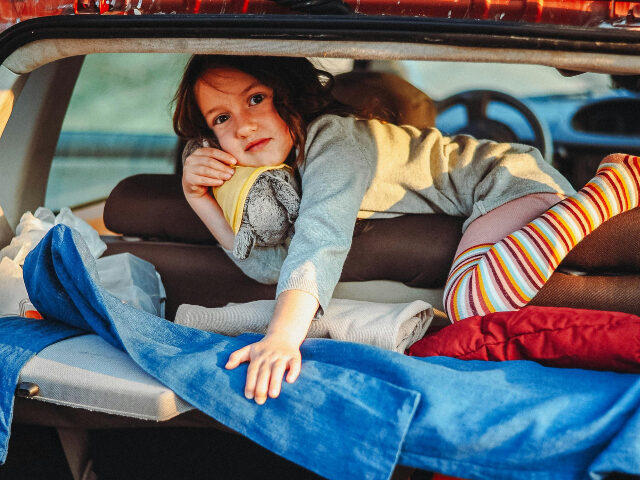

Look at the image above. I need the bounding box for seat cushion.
[561,208,640,273]
[20,335,193,420]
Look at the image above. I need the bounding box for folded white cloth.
[175,299,433,353]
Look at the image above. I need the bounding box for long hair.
[172,55,354,167]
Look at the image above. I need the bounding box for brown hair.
[173,55,354,167]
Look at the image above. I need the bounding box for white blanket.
[175,299,433,353]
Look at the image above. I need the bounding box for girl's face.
[195,67,294,168]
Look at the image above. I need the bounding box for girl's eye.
[213,114,230,126]
[249,94,265,106]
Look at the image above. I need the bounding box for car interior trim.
[3,15,640,69]
[5,36,640,75]
[0,57,83,233]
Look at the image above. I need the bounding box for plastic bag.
[0,257,41,318]
[55,207,106,259]
[96,253,166,318]
[0,207,106,265]
[0,207,107,318]
[0,208,54,265]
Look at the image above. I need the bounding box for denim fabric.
[4,224,639,480]
[0,317,81,463]
[21,225,419,480]
[302,340,640,479]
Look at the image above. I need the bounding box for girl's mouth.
[245,138,271,152]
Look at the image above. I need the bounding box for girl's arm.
[225,289,318,404]
[182,146,237,249]
[225,115,377,404]
[186,194,234,250]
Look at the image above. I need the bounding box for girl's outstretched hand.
[225,335,302,405]
[182,147,237,200]
[225,290,319,405]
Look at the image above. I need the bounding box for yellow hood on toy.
[212,164,293,234]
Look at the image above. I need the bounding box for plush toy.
[182,138,301,259]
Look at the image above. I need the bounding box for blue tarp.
[0,224,638,479]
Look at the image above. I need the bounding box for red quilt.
[408,306,640,373]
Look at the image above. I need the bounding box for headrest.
[104,174,463,288]
[105,174,640,278]
[104,174,215,244]
[332,71,436,129]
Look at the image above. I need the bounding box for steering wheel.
[435,89,552,162]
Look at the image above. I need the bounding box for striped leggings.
[444,154,640,323]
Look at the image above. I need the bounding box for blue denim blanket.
[1,224,639,479]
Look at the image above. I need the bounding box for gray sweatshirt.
[227,114,575,313]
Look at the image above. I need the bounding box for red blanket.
[408,306,640,373]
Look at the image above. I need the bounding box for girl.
[174,55,639,405]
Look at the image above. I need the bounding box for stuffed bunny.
[182,138,301,259]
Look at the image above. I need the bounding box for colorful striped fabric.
[444,154,640,322]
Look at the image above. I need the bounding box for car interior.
[1,21,640,479]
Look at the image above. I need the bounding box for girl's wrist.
[263,330,305,349]
[265,290,319,346]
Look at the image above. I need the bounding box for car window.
[400,61,612,99]
[44,54,630,215]
[45,53,189,211]
[396,61,615,145]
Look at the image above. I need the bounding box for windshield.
[400,61,613,99]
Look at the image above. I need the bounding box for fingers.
[182,149,237,196]
[226,340,302,405]
[225,345,251,370]
[286,357,301,383]
[251,361,271,405]
[197,147,237,166]
[184,173,224,189]
[244,357,260,401]
[269,360,288,398]
[248,358,288,405]
[185,155,235,179]
[239,355,300,404]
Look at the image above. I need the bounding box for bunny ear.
[201,135,221,150]
[272,179,301,222]
[233,224,257,260]
[181,137,207,164]
[181,136,221,164]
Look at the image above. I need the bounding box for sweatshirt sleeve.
[276,115,376,314]
[223,245,288,284]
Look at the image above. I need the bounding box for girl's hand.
[182,147,237,200]
[225,335,302,405]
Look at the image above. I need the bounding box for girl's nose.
[235,113,258,138]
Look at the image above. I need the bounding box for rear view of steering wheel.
[435,90,552,162]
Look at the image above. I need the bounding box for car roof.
[2,14,640,75]
[1,0,640,73]
[4,0,640,27]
